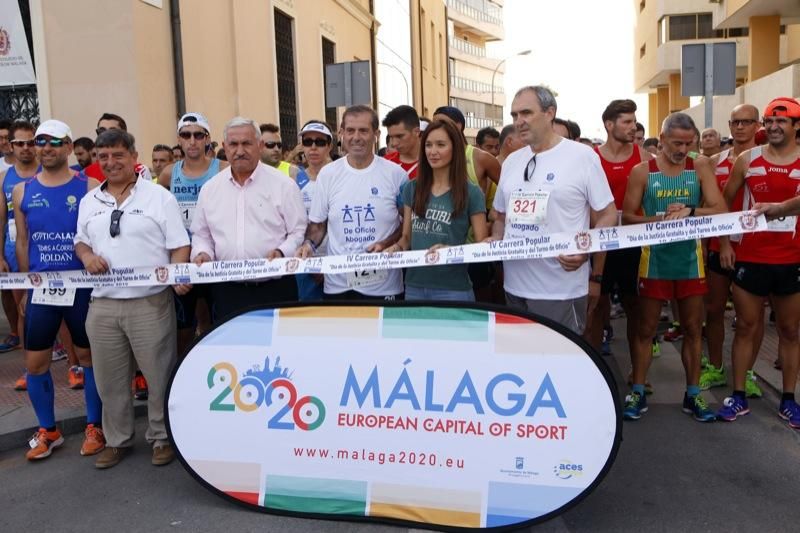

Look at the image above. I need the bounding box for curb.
[0,403,148,454]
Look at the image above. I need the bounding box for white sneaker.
[51,343,67,361]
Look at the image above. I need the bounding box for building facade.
[10,0,450,163]
[634,0,800,135]
[446,0,505,141]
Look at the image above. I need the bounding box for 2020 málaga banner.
[166,303,621,530]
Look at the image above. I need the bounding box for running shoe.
[603,324,614,341]
[700,353,710,367]
[745,370,762,398]
[682,393,716,422]
[13,372,26,391]
[134,372,148,401]
[81,424,106,456]
[626,374,654,395]
[610,303,625,319]
[51,342,67,361]
[717,396,750,421]
[26,428,64,460]
[0,334,20,353]
[651,338,661,358]
[623,391,648,420]
[778,400,800,429]
[663,321,683,342]
[699,364,727,390]
[68,365,84,390]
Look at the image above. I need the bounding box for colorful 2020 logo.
[207,356,325,431]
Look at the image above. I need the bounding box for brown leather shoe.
[95,446,129,469]
[152,444,175,466]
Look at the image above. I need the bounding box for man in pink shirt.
[191,117,307,321]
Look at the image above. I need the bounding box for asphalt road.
[1,325,799,532]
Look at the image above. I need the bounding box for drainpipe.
[369,0,378,110]
[170,0,186,116]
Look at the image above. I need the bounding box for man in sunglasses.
[716,98,800,429]
[157,113,228,356]
[83,113,152,184]
[75,128,190,468]
[0,120,38,355]
[11,119,105,461]
[259,123,299,179]
[701,104,762,397]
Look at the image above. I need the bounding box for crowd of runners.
[0,86,798,469]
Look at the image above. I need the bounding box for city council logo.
[0,28,10,57]
[738,212,757,231]
[154,266,169,283]
[27,273,42,287]
[574,231,592,252]
[425,250,440,264]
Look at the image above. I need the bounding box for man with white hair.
[191,117,307,321]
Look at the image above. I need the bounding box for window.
[669,15,697,41]
[660,13,748,43]
[728,27,749,38]
[430,22,436,78]
[321,37,337,132]
[697,14,713,39]
[274,10,298,143]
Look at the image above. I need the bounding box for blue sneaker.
[682,393,716,422]
[0,334,20,353]
[623,391,648,420]
[778,400,800,429]
[717,396,750,421]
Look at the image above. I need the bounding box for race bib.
[31,288,76,307]
[767,215,797,233]
[7,219,16,244]
[509,190,549,224]
[178,202,196,229]
[346,269,388,289]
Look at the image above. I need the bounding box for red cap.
[755,127,767,145]
[763,97,800,119]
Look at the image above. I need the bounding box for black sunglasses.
[110,209,123,238]
[11,140,36,147]
[179,131,207,140]
[523,154,537,182]
[302,138,330,147]
[34,137,65,147]
[265,141,282,149]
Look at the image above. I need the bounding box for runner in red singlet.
[718,97,800,428]
[382,105,421,180]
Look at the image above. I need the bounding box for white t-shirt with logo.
[310,155,408,295]
[493,139,613,300]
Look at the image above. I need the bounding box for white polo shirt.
[493,139,614,300]
[74,178,190,299]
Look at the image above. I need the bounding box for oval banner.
[167,303,621,530]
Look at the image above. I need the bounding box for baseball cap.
[177,112,210,134]
[299,122,332,139]
[35,119,72,140]
[433,106,466,128]
[763,97,800,119]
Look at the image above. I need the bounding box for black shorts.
[733,262,800,297]
[468,262,496,290]
[174,284,211,330]
[707,250,734,279]
[600,247,641,295]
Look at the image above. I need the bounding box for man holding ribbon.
[191,117,307,320]
[491,86,617,334]
[75,129,189,469]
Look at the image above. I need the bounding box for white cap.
[177,112,210,134]
[419,119,430,132]
[298,122,332,139]
[35,119,72,140]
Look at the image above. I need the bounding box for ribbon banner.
[0,211,767,290]
[0,0,37,87]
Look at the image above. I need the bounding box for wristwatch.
[589,274,603,283]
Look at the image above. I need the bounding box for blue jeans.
[404,285,475,302]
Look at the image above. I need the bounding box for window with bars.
[321,37,337,132]
[274,9,298,145]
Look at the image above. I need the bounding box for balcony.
[450,75,504,106]
[446,0,504,41]
[712,0,800,29]
[464,114,502,130]
[450,75,493,94]
[449,37,504,71]
[450,37,486,57]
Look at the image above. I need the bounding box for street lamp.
[491,49,531,122]
[377,62,411,105]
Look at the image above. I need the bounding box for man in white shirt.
[297,105,407,300]
[491,86,617,334]
[75,129,190,469]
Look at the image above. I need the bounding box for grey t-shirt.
[402,180,485,290]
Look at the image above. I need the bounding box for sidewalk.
[0,304,789,453]
[0,319,146,452]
